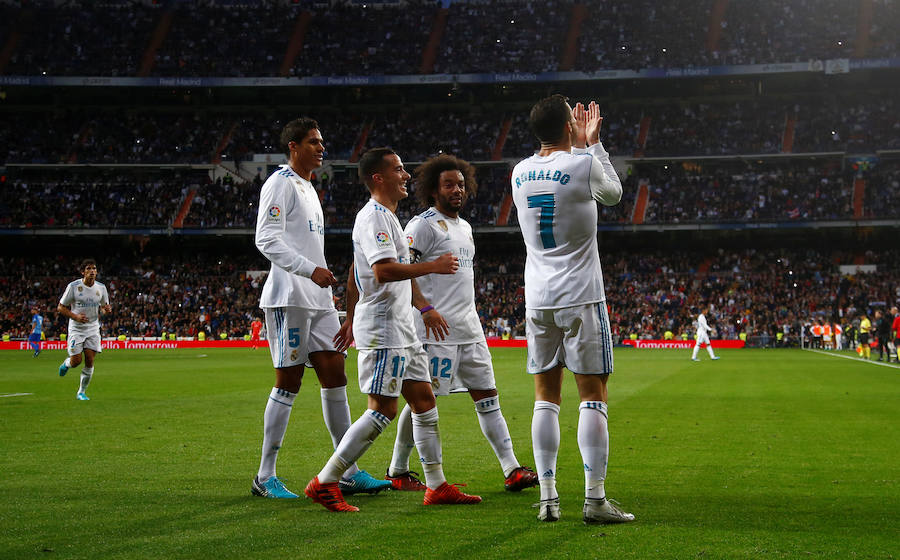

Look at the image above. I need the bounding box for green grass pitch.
[1,347,897,559]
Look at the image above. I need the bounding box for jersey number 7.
[527,194,557,249]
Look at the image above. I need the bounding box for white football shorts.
[695,332,711,346]
[67,332,102,356]
[264,307,343,369]
[357,342,430,398]
[423,341,495,396]
[525,302,613,375]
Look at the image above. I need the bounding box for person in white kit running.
[512,95,634,524]
[57,259,111,401]
[251,117,390,500]
[382,154,538,493]
[306,147,481,512]
[691,304,720,361]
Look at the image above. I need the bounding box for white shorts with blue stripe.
[357,342,430,397]
[263,307,343,369]
[525,302,614,375]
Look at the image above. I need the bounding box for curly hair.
[413,154,478,209]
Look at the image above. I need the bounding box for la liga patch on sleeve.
[375,231,391,247]
[267,205,282,223]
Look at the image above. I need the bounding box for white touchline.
[0,392,34,398]
[803,348,900,369]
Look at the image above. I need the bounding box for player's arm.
[254,177,336,287]
[411,278,449,341]
[573,101,622,206]
[371,254,458,283]
[333,263,358,352]
[57,303,87,323]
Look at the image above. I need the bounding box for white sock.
[412,407,446,488]
[532,400,560,501]
[320,386,358,478]
[78,367,93,393]
[707,345,716,359]
[475,396,519,477]
[257,387,296,482]
[388,403,415,477]
[62,357,72,369]
[692,344,700,359]
[318,409,390,483]
[578,401,609,500]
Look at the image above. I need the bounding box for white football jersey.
[59,279,109,336]
[405,208,483,345]
[256,164,333,310]
[511,142,622,309]
[352,198,417,350]
[697,313,711,336]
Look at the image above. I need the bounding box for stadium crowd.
[2,95,897,168]
[4,0,898,78]
[4,247,897,352]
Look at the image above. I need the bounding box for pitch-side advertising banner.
[622,340,745,349]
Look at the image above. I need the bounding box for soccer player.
[306,147,481,512]
[57,259,111,401]
[28,306,43,357]
[511,95,633,524]
[252,117,390,500]
[891,307,900,363]
[692,305,720,361]
[249,315,263,350]
[383,154,537,492]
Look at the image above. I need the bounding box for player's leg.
[402,375,481,505]
[310,341,391,494]
[306,349,399,511]
[706,340,717,359]
[526,307,565,520]
[59,334,83,376]
[76,347,97,399]
[460,342,536,490]
[691,339,701,360]
[29,333,40,355]
[252,308,306,499]
[386,403,425,489]
[567,303,634,524]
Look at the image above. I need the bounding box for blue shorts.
[28,333,41,343]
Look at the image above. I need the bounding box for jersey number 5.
[527,194,557,249]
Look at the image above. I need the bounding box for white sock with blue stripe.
[475,396,519,477]
[257,387,296,483]
[388,404,415,477]
[578,401,609,500]
[533,400,560,501]
[412,407,446,489]
[320,386,358,478]
[78,367,93,393]
[318,409,390,483]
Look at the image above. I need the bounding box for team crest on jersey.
[268,205,282,223]
[290,350,298,361]
[431,378,440,390]
[96,290,100,296]
[375,231,391,247]
[389,378,398,393]
[437,220,448,232]
[78,286,83,292]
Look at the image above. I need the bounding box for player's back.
[512,150,605,309]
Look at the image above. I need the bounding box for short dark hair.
[280,117,319,155]
[80,258,97,272]
[358,147,397,187]
[414,154,478,208]
[529,94,571,144]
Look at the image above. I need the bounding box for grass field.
[1,347,898,559]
